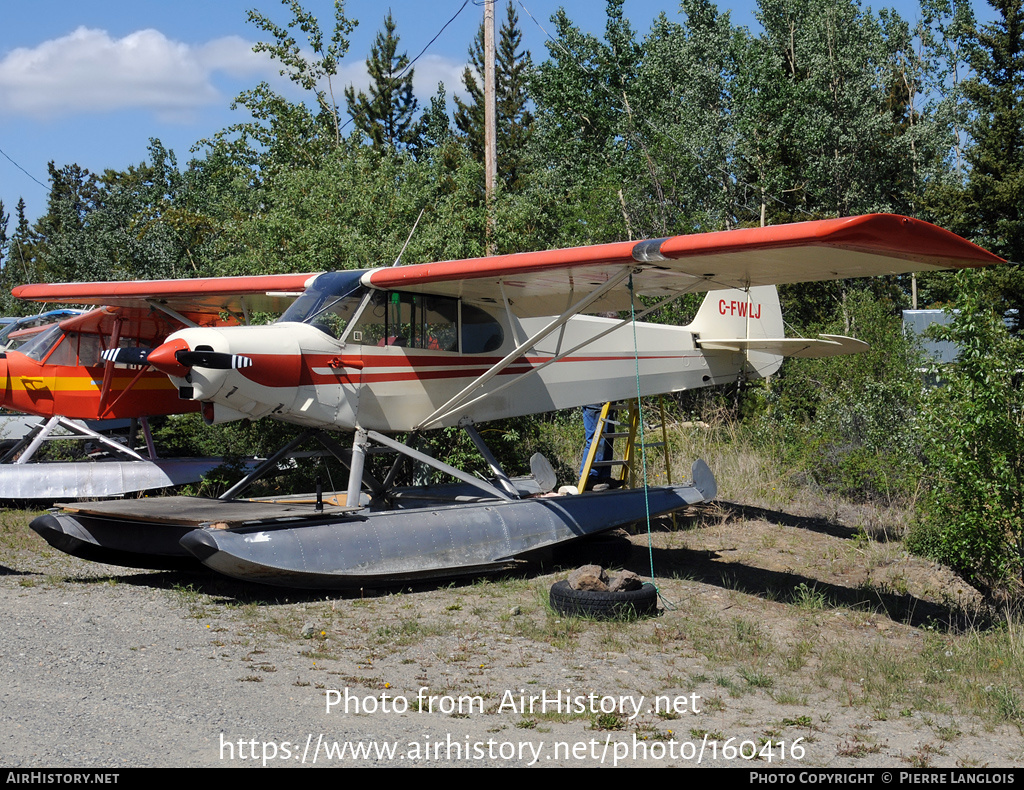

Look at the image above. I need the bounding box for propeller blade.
[175,350,253,370]
[101,347,151,366]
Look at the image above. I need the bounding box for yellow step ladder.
[577,398,673,491]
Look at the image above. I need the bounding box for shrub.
[751,290,924,503]
[908,271,1024,593]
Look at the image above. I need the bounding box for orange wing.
[13,273,318,318]
[363,214,1002,315]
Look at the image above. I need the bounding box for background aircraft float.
[0,278,309,498]
[18,214,1002,587]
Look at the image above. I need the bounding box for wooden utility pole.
[484,0,497,255]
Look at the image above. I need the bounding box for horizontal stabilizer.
[697,334,868,358]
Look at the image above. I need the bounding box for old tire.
[548,580,658,619]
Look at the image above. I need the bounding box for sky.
[0,0,997,230]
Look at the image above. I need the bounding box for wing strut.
[414,266,635,430]
[97,315,124,415]
[417,276,699,429]
[146,300,199,328]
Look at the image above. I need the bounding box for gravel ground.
[2,503,1023,769]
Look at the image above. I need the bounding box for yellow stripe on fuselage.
[9,375,175,393]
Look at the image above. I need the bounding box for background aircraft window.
[76,334,103,367]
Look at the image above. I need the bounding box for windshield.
[17,324,65,362]
[277,270,368,338]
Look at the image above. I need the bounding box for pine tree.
[412,83,454,157]
[6,198,36,287]
[345,12,419,149]
[926,0,1024,328]
[963,0,1024,326]
[453,1,534,190]
[0,200,8,274]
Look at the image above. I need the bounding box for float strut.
[346,429,368,508]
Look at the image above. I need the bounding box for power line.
[340,0,471,135]
[395,0,471,82]
[0,144,48,192]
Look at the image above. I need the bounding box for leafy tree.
[453,1,534,190]
[345,12,419,149]
[738,0,917,221]
[529,0,638,172]
[524,0,643,246]
[31,162,108,283]
[909,270,1024,593]
[212,83,339,182]
[197,1,357,188]
[628,0,747,234]
[247,0,356,146]
[21,141,233,286]
[411,83,454,158]
[95,140,224,280]
[914,0,977,184]
[218,140,487,275]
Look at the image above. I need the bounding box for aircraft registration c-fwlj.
[15,214,1003,588]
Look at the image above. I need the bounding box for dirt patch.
[1,501,1021,768]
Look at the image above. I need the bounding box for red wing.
[13,273,318,318]
[364,215,1002,315]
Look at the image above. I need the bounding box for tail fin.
[687,285,785,378]
[687,285,869,377]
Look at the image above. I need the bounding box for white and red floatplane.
[18,215,1002,587]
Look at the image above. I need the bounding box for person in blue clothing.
[579,403,616,489]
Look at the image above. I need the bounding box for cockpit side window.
[351,292,457,350]
[349,292,502,353]
[461,303,504,353]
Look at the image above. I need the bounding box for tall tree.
[0,199,8,274]
[525,0,642,246]
[198,0,356,187]
[736,0,916,223]
[345,12,419,149]
[922,0,1024,326]
[247,0,356,146]
[963,0,1024,327]
[9,198,34,282]
[412,83,454,157]
[629,0,746,234]
[453,1,534,190]
[31,162,109,283]
[915,0,977,183]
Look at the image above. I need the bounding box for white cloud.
[0,26,470,122]
[410,54,468,100]
[0,27,275,119]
